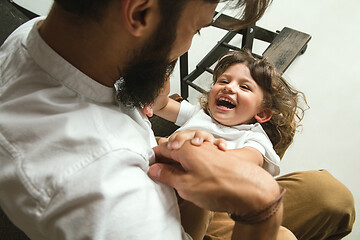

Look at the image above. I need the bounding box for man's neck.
[38,5,128,87]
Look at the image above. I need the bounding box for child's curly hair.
[200,49,307,158]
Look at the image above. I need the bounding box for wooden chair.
[179,11,311,99]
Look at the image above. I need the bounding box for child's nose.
[224,82,236,93]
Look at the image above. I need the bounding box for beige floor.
[16,0,360,239]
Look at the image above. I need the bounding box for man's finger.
[148,163,184,188]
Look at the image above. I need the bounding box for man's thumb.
[148,163,182,188]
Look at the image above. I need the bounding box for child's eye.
[217,79,228,84]
[240,85,250,90]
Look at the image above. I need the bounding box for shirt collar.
[26,17,116,104]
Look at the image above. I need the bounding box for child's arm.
[227,147,264,167]
[153,96,181,123]
[143,74,181,122]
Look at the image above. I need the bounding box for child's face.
[208,63,265,126]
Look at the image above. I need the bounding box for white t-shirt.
[0,17,190,240]
[175,101,280,176]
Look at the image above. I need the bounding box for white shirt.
[176,101,280,176]
[0,17,190,240]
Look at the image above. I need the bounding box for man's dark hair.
[53,0,272,29]
[53,0,112,20]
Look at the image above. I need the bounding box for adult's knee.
[307,170,355,237]
[307,170,354,213]
[277,169,355,240]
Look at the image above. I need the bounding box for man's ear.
[254,108,272,123]
[121,0,157,37]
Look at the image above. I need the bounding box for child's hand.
[160,130,227,151]
[143,105,154,117]
[142,73,170,118]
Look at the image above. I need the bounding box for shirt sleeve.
[41,149,191,240]
[175,101,199,127]
[243,133,281,177]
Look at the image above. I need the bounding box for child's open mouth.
[216,97,236,109]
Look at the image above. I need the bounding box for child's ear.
[254,108,272,123]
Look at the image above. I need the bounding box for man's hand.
[149,141,284,240]
[149,140,280,215]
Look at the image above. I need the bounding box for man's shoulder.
[1,17,40,50]
[0,18,42,87]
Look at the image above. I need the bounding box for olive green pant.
[179,170,355,240]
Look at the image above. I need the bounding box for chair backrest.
[179,11,311,100]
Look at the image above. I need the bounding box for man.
[0,0,354,239]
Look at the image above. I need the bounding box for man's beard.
[115,27,177,109]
